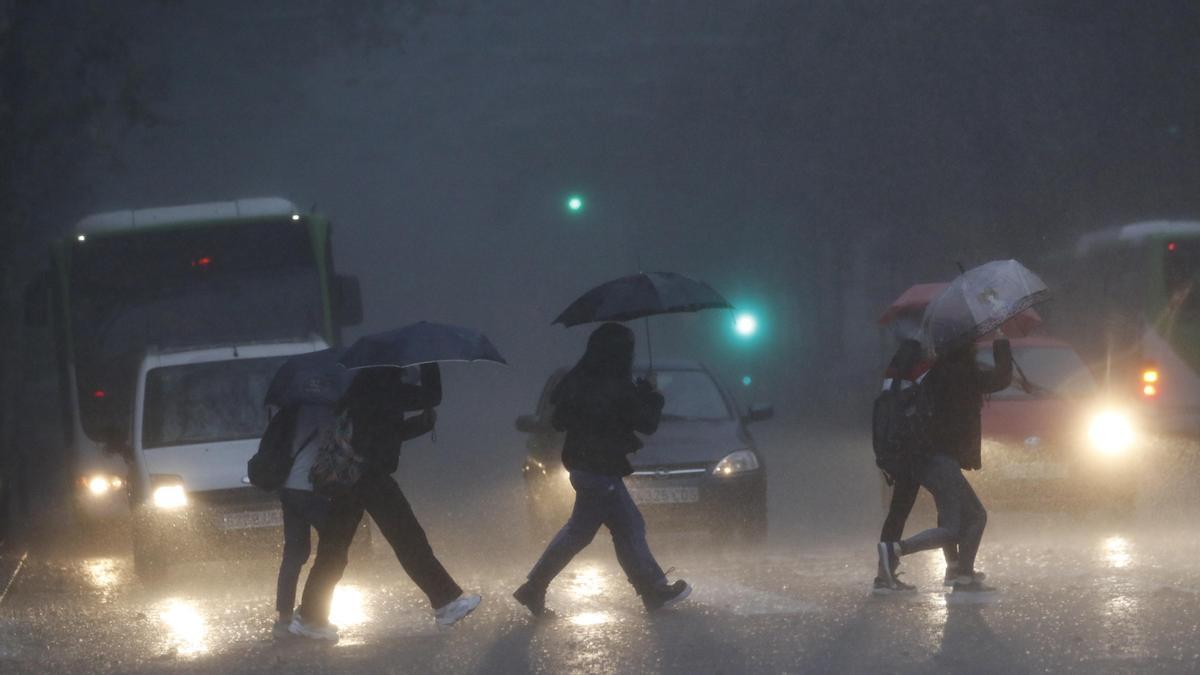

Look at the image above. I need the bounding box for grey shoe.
[873,575,916,594]
[877,542,900,587]
[952,576,996,593]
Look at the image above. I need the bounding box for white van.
[128,338,329,578]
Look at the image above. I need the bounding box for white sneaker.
[288,616,339,641]
[435,594,482,626]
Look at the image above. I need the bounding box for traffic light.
[733,312,759,338]
[565,194,585,213]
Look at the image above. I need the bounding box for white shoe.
[288,616,339,641]
[435,594,482,626]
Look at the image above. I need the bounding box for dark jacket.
[339,363,441,475]
[923,339,1012,470]
[552,323,664,477]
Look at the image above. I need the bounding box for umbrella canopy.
[880,282,1042,338]
[264,348,351,408]
[553,271,732,327]
[919,260,1050,352]
[339,321,507,370]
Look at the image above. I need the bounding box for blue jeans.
[276,488,331,615]
[526,470,667,595]
[900,454,987,574]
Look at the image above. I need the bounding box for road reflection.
[81,558,120,593]
[1102,536,1133,569]
[158,598,207,656]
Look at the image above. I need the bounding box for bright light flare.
[159,599,207,655]
[152,484,188,509]
[87,476,111,496]
[570,611,612,626]
[734,313,758,337]
[1087,410,1135,456]
[329,585,368,627]
[1103,536,1133,569]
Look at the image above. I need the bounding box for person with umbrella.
[291,322,505,639]
[512,272,729,615]
[513,322,691,615]
[877,260,1044,593]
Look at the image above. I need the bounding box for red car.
[969,336,1142,512]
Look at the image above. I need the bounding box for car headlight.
[82,474,124,497]
[714,450,760,476]
[1087,410,1135,456]
[152,483,188,509]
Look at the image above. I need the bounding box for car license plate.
[220,509,283,530]
[628,487,699,504]
[999,462,1067,480]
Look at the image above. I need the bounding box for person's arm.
[409,363,442,409]
[630,381,664,435]
[398,408,436,442]
[976,338,1013,393]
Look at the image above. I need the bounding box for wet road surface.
[4,426,1200,673]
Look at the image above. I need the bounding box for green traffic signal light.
[566,195,584,213]
[734,312,759,338]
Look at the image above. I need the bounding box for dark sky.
[28,1,1200,496]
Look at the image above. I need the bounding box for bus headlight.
[152,483,188,509]
[714,450,760,476]
[1087,411,1135,456]
[82,474,124,497]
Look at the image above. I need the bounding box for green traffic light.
[742,375,753,386]
[734,312,759,338]
[566,195,584,213]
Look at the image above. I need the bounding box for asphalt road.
[3,424,1200,674]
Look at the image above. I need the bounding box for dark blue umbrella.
[553,272,733,368]
[338,321,507,370]
[553,272,732,327]
[264,348,352,408]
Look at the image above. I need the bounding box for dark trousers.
[900,454,987,574]
[881,473,958,568]
[276,488,332,614]
[526,470,667,595]
[298,473,463,624]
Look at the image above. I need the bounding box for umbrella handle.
[643,316,654,372]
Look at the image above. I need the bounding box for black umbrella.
[338,321,507,370]
[553,271,733,367]
[264,348,351,408]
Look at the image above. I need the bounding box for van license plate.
[628,487,699,504]
[221,509,283,530]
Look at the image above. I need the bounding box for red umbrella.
[879,283,1041,337]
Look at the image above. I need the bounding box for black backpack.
[872,373,935,483]
[247,405,316,491]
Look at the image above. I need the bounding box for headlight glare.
[1087,410,1135,456]
[714,450,760,476]
[152,483,188,509]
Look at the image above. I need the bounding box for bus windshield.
[70,219,325,440]
[1164,238,1200,315]
[141,355,288,449]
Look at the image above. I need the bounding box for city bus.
[1049,220,1200,438]
[22,197,362,524]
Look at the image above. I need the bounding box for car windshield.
[638,369,731,421]
[977,345,1096,400]
[141,355,289,448]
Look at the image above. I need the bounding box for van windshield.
[142,355,289,449]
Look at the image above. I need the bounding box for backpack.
[247,405,317,491]
[871,373,934,483]
[309,410,365,498]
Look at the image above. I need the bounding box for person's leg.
[297,495,364,626]
[605,479,667,595]
[951,475,987,576]
[880,474,919,544]
[360,474,463,609]
[897,455,964,556]
[276,490,313,620]
[525,471,610,590]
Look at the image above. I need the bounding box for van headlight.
[714,450,760,476]
[1087,410,1135,456]
[151,481,188,509]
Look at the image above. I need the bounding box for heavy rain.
[2,2,1200,673]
